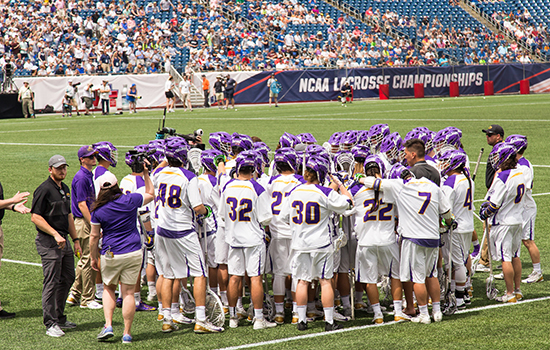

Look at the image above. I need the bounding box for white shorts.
[228,244,266,277]
[147,249,155,266]
[338,236,357,273]
[356,243,400,284]
[522,208,536,241]
[399,239,438,284]
[268,238,292,276]
[199,233,217,268]
[441,231,472,267]
[333,246,341,273]
[155,233,207,279]
[292,249,334,282]
[490,224,522,262]
[215,227,229,265]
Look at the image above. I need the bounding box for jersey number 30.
[292,201,320,225]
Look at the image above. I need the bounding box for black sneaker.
[325,321,343,331]
[297,321,307,331]
[59,321,77,329]
[0,310,15,319]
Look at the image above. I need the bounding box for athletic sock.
[254,308,264,321]
[355,291,363,302]
[171,302,180,316]
[196,306,206,322]
[147,281,156,296]
[472,239,479,247]
[341,295,351,309]
[393,300,403,313]
[211,286,218,295]
[237,297,243,309]
[533,263,542,273]
[419,304,429,316]
[220,291,228,305]
[158,302,163,312]
[432,302,441,314]
[134,292,141,306]
[324,307,334,324]
[275,302,284,314]
[292,302,297,313]
[297,305,307,323]
[371,303,381,315]
[162,307,171,321]
[229,307,236,318]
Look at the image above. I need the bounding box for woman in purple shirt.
[90,170,154,343]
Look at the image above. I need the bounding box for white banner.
[13,74,171,112]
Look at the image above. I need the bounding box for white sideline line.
[0,142,135,148]
[0,128,68,134]
[1,259,42,267]
[473,191,550,203]
[216,296,550,350]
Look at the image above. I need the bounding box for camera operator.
[2,59,15,92]
[18,81,35,118]
[82,83,94,116]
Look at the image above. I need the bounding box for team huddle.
[81,122,537,338]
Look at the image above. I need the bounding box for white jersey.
[164,79,173,92]
[517,157,536,210]
[92,165,112,199]
[267,173,306,240]
[441,173,475,233]
[485,168,525,226]
[198,173,220,234]
[120,174,151,241]
[348,182,396,247]
[257,173,270,189]
[219,178,272,247]
[281,184,351,251]
[380,177,451,242]
[152,166,202,235]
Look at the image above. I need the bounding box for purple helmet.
[279,132,298,148]
[433,128,462,153]
[274,147,298,172]
[367,124,390,152]
[387,163,414,180]
[333,150,354,172]
[306,145,331,165]
[340,130,358,150]
[234,150,258,174]
[363,155,386,175]
[253,151,266,175]
[328,132,343,147]
[445,126,462,138]
[164,138,189,164]
[351,144,371,161]
[147,139,165,164]
[125,144,148,167]
[209,132,231,155]
[93,141,118,167]
[297,132,317,144]
[489,142,517,170]
[232,133,253,151]
[201,149,223,173]
[439,150,467,176]
[357,130,369,145]
[254,142,271,164]
[404,129,428,143]
[306,155,330,183]
[505,134,527,152]
[380,132,403,163]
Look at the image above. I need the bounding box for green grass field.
[1,94,549,350]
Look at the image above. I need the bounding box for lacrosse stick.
[471,213,487,271]
[484,219,498,300]
[442,225,457,315]
[471,148,484,181]
[188,148,203,175]
[343,216,356,321]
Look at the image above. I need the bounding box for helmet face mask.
[305,156,329,183]
[201,149,222,173]
[489,142,517,170]
[364,155,386,176]
[209,132,231,155]
[164,138,189,165]
[380,132,403,163]
[438,150,467,176]
[274,147,298,172]
[367,124,390,153]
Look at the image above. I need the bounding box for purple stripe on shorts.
[258,251,262,277]
[200,254,206,277]
[429,259,437,279]
[409,262,414,283]
[186,256,190,278]
[357,260,360,282]
[321,256,327,279]
[157,227,195,239]
[501,245,505,262]
[530,221,534,241]
[389,260,393,279]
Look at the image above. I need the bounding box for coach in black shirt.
[404,138,441,185]
[482,124,504,189]
[31,155,81,338]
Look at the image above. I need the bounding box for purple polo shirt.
[71,166,95,218]
[91,193,144,255]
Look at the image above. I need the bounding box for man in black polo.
[404,138,440,185]
[31,155,82,337]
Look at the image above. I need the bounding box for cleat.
[514,289,523,301]
[122,334,132,343]
[306,308,324,320]
[471,245,480,258]
[66,293,79,306]
[136,301,157,312]
[194,320,224,333]
[372,313,384,324]
[495,294,517,303]
[394,312,411,322]
[411,314,431,324]
[81,300,103,309]
[342,307,352,318]
[253,317,277,330]
[291,312,299,324]
[333,310,351,322]
[157,314,164,321]
[229,317,239,328]
[475,264,490,273]
[355,301,368,310]
[432,311,443,322]
[494,273,504,280]
[236,306,247,320]
[522,271,544,284]
[297,321,307,331]
[116,297,123,308]
[47,324,65,337]
[162,320,179,333]
[0,310,15,319]
[325,321,343,331]
[58,321,77,329]
[457,301,466,310]
[464,294,472,305]
[274,313,285,324]
[97,325,114,340]
[173,313,194,324]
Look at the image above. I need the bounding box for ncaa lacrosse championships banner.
[197,63,550,104]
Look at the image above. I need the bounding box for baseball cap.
[78,145,96,158]
[49,155,68,168]
[97,172,118,190]
[482,124,504,136]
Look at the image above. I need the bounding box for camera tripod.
[1,74,17,93]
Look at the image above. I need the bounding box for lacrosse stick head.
[442,291,458,316]
[187,148,203,174]
[205,290,226,327]
[486,276,499,300]
[333,150,354,173]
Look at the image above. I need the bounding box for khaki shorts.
[215,92,224,101]
[101,249,143,286]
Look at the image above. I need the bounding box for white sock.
[196,306,206,322]
[371,303,381,315]
[275,302,284,314]
[162,307,171,320]
[147,282,156,295]
[432,302,441,314]
[341,295,351,308]
[297,305,307,323]
[355,291,363,302]
[211,286,218,295]
[229,306,236,318]
[393,300,403,313]
[158,301,163,311]
[171,302,180,316]
[472,239,479,246]
[220,291,228,305]
[96,283,104,293]
[292,301,297,313]
[254,308,264,320]
[324,307,334,324]
[134,292,141,306]
[419,304,429,316]
[533,263,542,272]
[237,297,243,309]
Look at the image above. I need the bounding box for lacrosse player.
[218,151,276,330]
[480,142,525,303]
[280,156,353,332]
[152,138,223,333]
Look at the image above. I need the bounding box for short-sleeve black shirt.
[31,177,72,239]
[410,160,441,186]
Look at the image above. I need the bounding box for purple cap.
[78,145,96,159]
